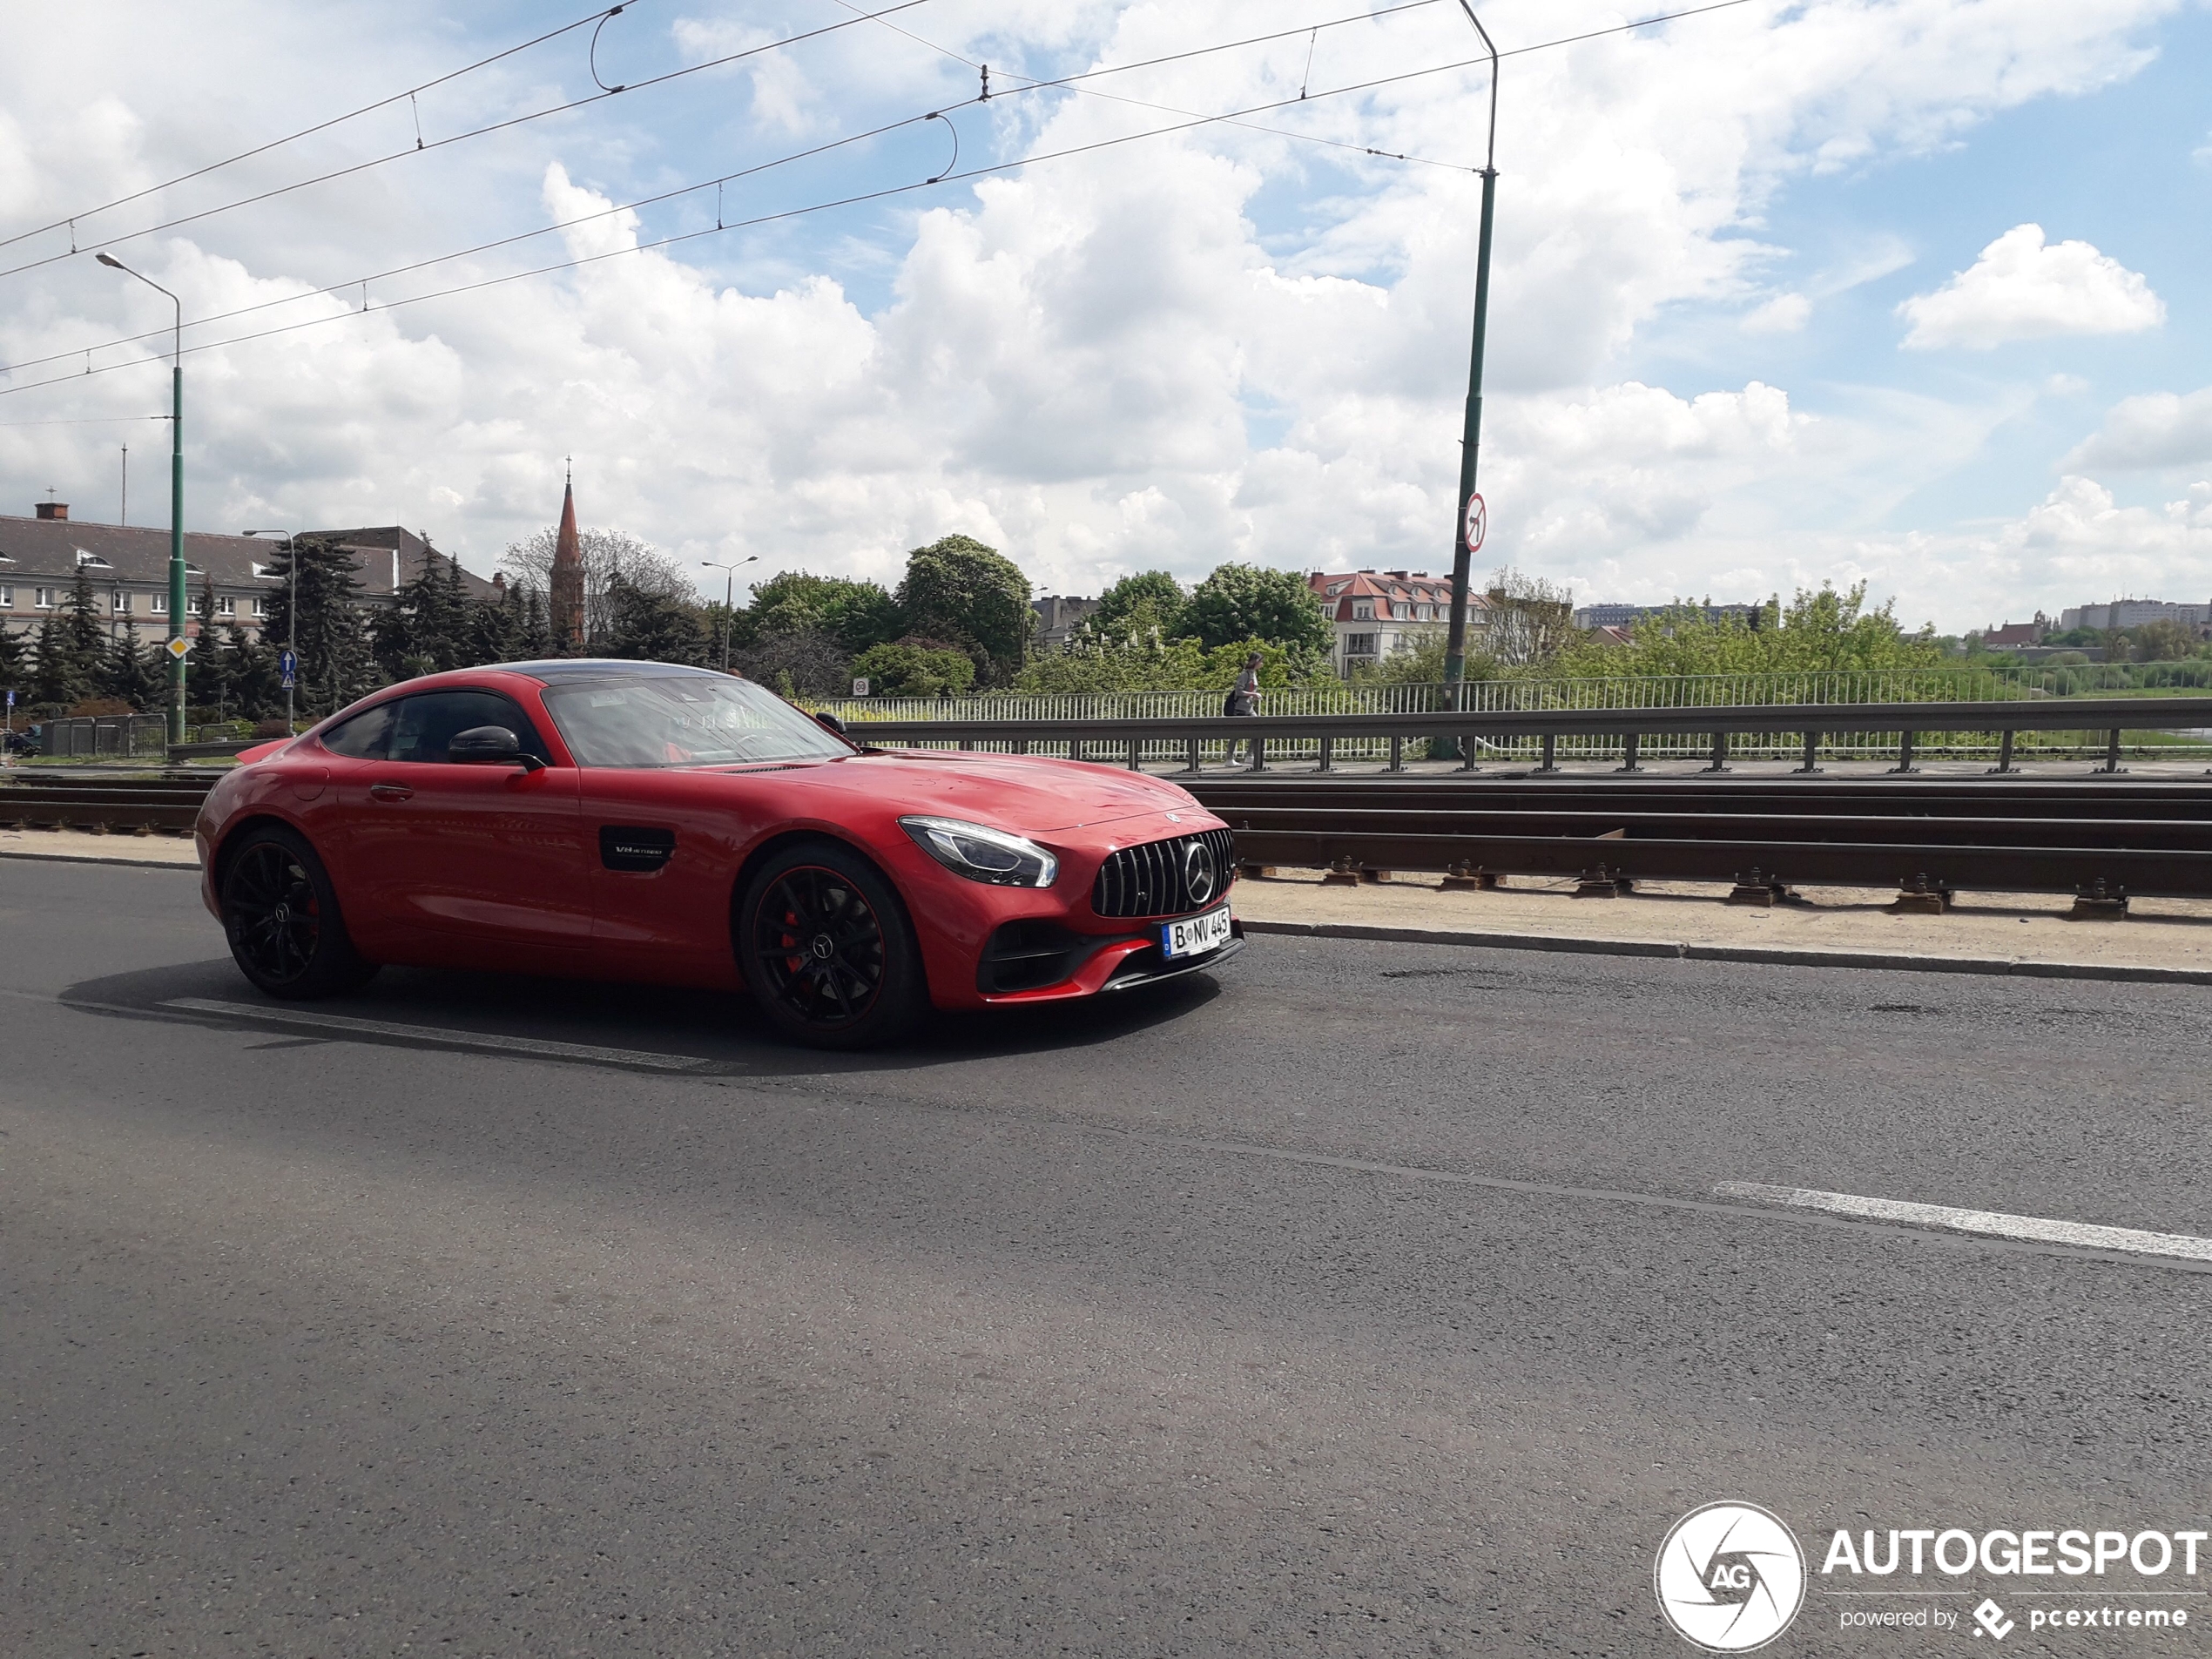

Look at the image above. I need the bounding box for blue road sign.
[280,649,297,689]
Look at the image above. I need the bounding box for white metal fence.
[809,671,2212,765]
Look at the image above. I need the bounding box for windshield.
[540,675,852,768]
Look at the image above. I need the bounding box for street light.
[700,556,758,671]
[246,529,300,732]
[1441,2,1501,720]
[96,251,188,744]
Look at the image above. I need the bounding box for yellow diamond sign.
[165,635,194,659]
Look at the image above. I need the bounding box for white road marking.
[160,998,718,1071]
[1716,1181,2212,1264]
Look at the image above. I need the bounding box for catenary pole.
[1441,3,1500,717]
[97,253,187,744]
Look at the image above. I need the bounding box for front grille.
[1091,827,1237,919]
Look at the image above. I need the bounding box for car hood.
[733,752,1200,833]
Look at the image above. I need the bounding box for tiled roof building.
[0,502,498,643]
[1306,569,1487,675]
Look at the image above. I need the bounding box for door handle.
[368,782,415,802]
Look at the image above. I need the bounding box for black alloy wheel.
[739,842,922,1049]
[219,826,378,999]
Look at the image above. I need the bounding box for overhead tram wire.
[826,0,1480,172]
[0,0,1764,402]
[0,3,630,256]
[4,0,1750,376]
[3,1,1485,381]
[0,0,942,285]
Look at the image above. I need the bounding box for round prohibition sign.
[1463,491,1487,555]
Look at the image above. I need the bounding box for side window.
[384,691,553,765]
[320,702,397,759]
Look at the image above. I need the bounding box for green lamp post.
[96,252,187,745]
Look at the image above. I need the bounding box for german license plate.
[1162,903,1232,960]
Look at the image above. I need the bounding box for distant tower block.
[550,461,584,649]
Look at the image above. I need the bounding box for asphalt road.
[4,857,2210,1657]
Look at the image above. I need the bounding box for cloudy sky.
[1,0,2206,631]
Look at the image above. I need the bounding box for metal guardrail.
[15,703,2212,900]
[853,696,2212,775]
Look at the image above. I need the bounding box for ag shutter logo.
[1656,1502,1808,1651]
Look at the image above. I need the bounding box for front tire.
[219,825,379,1000]
[738,840,923,1049]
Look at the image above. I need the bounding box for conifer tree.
[58,563,109,704]
[103,618,165,711]
[226,620,280,719]
[0,624,27,705]
[30,613,72,708]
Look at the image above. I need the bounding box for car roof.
[499,659,732,683]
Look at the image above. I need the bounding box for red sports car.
[194,659,1243,1047]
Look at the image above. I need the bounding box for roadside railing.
[35,713,171,760]
[843,696,2212,773]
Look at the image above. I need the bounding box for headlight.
[900,815,1059,888]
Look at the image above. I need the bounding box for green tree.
[373,549,473,677]
[187,573,233,718]
[1179,563,1332,653]
[1088,570,1186,641]
[604,576,710,664]
[0,624,27,708]
[1548,582,1939,680]
[101,619,165,711]
[226,621,282,719]
[894,535,1033,685]
[463,583,527,667]
[57,563,109,702]
[2128,618,2201,664]
[265,536,386,719]
[30,613,73,709]
[516,583,553,660]
[851,637,977,697]
[736,627,853,698]
[1012,631,1338,695]
[746,570,902,654]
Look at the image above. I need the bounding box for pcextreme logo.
[1656,1502,1808,1652]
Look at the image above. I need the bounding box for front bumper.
[974,917,1244,1005]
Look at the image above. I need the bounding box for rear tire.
[219,825,379,1000]
[738,840,924,1049]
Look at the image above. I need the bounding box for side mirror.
[814,711,846,735]
[448,725,544,771]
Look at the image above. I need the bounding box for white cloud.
[0,0,2191,630]
[2066,388,2212,471]
[1897,224,2164,350]
[1742,293,1810,334]
[1960,475,2212,605]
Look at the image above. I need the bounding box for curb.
[1236,918,2212,988]
[0,846,200,873]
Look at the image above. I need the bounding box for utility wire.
[0,0,940,285]
[2,1,1461,379]
[0,414,171,428]
[828,0,1478,171]
[0,3,628,256]
[0,0,1764,401]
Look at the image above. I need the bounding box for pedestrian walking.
[1222,651,1263,767]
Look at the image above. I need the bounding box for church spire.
[550,462,584,650]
